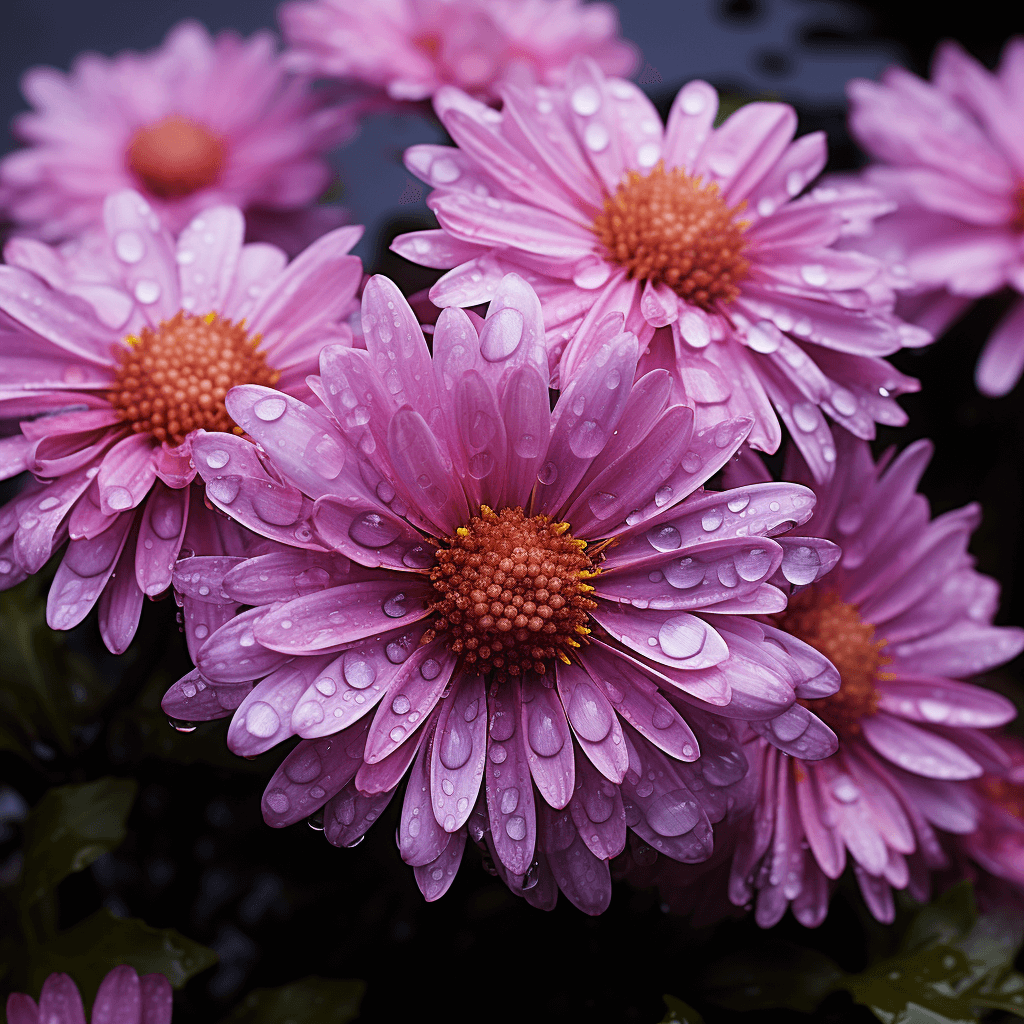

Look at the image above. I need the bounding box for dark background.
[0,2,1021,1022]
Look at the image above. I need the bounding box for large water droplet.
[114,230,144,264]
[348,511,401,549]
[527,706,565,757]
[646,791,699,837]
[658,615,706,660]
[480,306,524,361]
[134,279,160,304]
[505,815,527,841]
[391,694,412,715]
[255,397,287,422]
[343,654,377,689]
[570,85,601,116]
[383,592,409,618]
[245,701,280,738]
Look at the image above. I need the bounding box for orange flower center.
[980,775,1024,820]
[424,506,598,681]
[108,311,280,446]
[592,161,750,310]
[127,115,225,199]
[774,589,888,735]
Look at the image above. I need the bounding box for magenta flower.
[279,0,637,103]
[848,39,1024,396]
[162,272,841,913]
[390,60,927,482]
[714,433,1024,926]
[6,967,171,1024]
[0,21,358,248]
[0,189,363,654]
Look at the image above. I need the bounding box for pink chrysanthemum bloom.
[6,967,171,1024]
[279,0,637,104]
[390,60,928,482]
[847,39,1024,396]
[712,433,1024,926]
[0,21,358,248]
[162,272,842,913]
[0,189,362,654]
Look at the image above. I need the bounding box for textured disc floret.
[127,114,226,199]
[592,161,749,310]
[423,506,598,680]
[775,589,887,734]
[109,311,281,445]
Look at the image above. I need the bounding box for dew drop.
[254,397,287,422]
[570,85,601,116]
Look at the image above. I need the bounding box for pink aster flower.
[279,0,637,104]
[389,60,927,482]
[6,967,171,1024]
[0,189,363,654]
[161,271,842,914]
[847,39,1024,396]
[0,20,358,248]
[703,433,1024,927]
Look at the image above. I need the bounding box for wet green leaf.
[219,977,365,1024]
[21,778,137,906]
[659,993,705,1023]
[27,908,218,1005]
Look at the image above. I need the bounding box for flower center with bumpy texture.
[1013,183,1024,233]
[127,115,225,198]
[592,161,750,311]
[980,775,1024,820]
[108,311,280,446]
[423,506,598,681]
[774,589,888,735]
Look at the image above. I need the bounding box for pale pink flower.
[6,967,171,1024]
[711,434,1023,926]
[0,21,357,249]
[847,39,1024,396]
[279,0,637,103]
[0,190,362,654]
[390,60,927,482]
[163,272,841,913]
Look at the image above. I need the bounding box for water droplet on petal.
[114,230,144,264]
[255,397,287,422]
[134,279,160,305]
[571,85,601,116]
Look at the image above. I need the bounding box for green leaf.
[219,977,365,1024]
[703,940,845,1013]
[0,574,113,759]
[659,994,705,1023]
[21,778,138,907]
[900,883,976,954]
[27,908,218,1005]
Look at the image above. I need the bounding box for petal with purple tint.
[138,975,172,1024]
[976,295,1024,397]
[228,657,333,756]
[135,482,188,596]
[197,607,292,683]
[90,967,141,1024]
[565,405,696,538]
[4,994,38,1024]
[225,386,352,501]
[290,623,430,739]
[262,723,368,828]
[556,660,628,783]
[222,549,377,606]
[877,677,1016,730]
[496,364,551,510]
[103,191,181,324]
[413,828,467,902]
[620,730,713,863]
[887,620,1024,679]
[392,228,490,269]
[591,604,728,671]
[324,781,396,849]
[794,764,845,879]
[47,512,133,630]
[173,555,243,604]
[663,80,718,172]
[401,721,452,866]
[431,672,488,833]
[98,521,145,654]
[161,670,251,722]
[312,494,435,574]
[485,679,537,876]
[387,408,469,535]
[520,677,575,810]
[176,206,244,314]
[861,712,982,780]
[451,369,508,509]
[191,432,325,550]
[535,324,638,515]
[14,466,95,572]
[254,579,431,654]
[363,641,456,764]
[756,623,840,701]
[568,749,627,859]
[357,726,426,794]
[596,536,783,612]
[37,973,86,1024]
[776,536,840,587]
[750,704,837,760]
[537,801,612,915]
[183,597,241,665]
